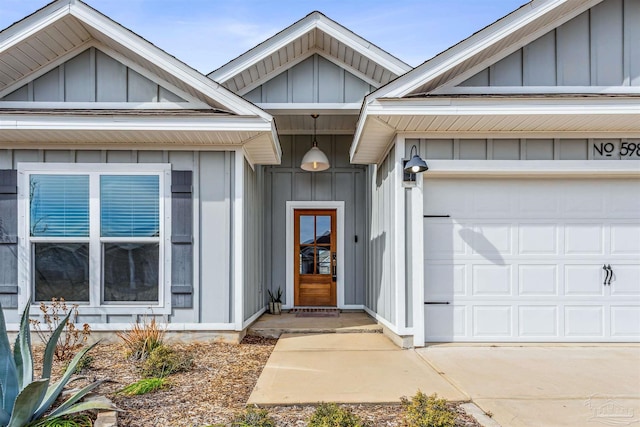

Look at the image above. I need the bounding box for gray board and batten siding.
[367,150,397,327]
[0,149,234,325]
[244,159,265,322]
[264,134,367,306]
[1,47,185,102]
[460,0,640,87]
[407,138,640,161]
[244,54,376,103]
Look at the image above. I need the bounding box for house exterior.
[0,0,638,346]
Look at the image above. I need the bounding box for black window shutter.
[0,170,18,309]
[171,171,193,309]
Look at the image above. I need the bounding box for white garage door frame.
[412,160,640,344]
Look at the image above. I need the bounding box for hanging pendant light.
[300,114,330,172]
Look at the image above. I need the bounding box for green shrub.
[0,304,113,427]
[401,392,455,427]
[140,345,193,378]
[231,407,275,427]
[307,403,367,427]
[118,378,168,396]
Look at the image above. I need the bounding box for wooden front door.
[294,209,337,306]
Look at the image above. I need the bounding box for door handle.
[603,264,612,286]
[332,252,337,281]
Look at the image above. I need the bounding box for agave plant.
[0,303,114,427]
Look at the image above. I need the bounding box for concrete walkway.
[248,333,466,405]
[417,345,640,427]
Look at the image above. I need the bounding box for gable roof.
[349,0,640,164]
[209,11,411,96]
[0,0,281,164]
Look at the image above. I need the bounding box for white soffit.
[0,0,281,164]
[208,11,411,95]
[351,96,640,164]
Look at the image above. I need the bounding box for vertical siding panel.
[523,31,557,86]
[33,67,61,101]
[318,56,343,102]
[625,0,640,85]
[64,49,93,101]
[336,172,355,304]
[290,56,314,102]
[128,69,158,102]
[199,152,231,323]
[591,0,624,85]
[263,72,288,103]
[556,11,591,85]
[490,50,523,86]
[270,172,292,301]
[96,50,127,101]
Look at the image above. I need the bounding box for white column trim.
[285,201,345,309]
[410,180,425,347]
[233,150,244,330]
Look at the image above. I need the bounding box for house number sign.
[592,140,640,159]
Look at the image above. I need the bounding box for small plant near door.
[267,288,282,315]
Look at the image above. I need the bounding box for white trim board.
[422,160,640,178]
[284,201,345,309]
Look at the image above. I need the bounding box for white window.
[18,164,171,314]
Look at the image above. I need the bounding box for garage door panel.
[564,265,606,296]
[565,306,604,337]
[470,224,512,257]
[565,224,605,255]
[610,307,640,337]
[519,306,558,337]
[473,306,512,337]
[424,221,466,258]
[425,264,466,298]
[472,265,512,296]
[610,265,640,296]
[425,305,467,340]
[519,224,558,255]
[611,224,640,255]
[519,265,558,296]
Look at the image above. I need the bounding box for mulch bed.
[34,335,481,427]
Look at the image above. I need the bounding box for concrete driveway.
[416,345,640,427]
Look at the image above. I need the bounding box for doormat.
[291,308,340,318]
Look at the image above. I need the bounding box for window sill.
[29,304,171,316]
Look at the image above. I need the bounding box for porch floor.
[248,311,382,338]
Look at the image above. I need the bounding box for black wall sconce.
[403,144,428,182]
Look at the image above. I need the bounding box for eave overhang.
[350,96,640,164]
[0,111,281,164]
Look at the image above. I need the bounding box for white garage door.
[424,178,640,342]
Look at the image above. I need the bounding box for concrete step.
[247,312,383,338]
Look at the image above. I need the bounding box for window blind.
[30,175,90,237]
[100,175,160,237]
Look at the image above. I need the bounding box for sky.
[0,0,527,74]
